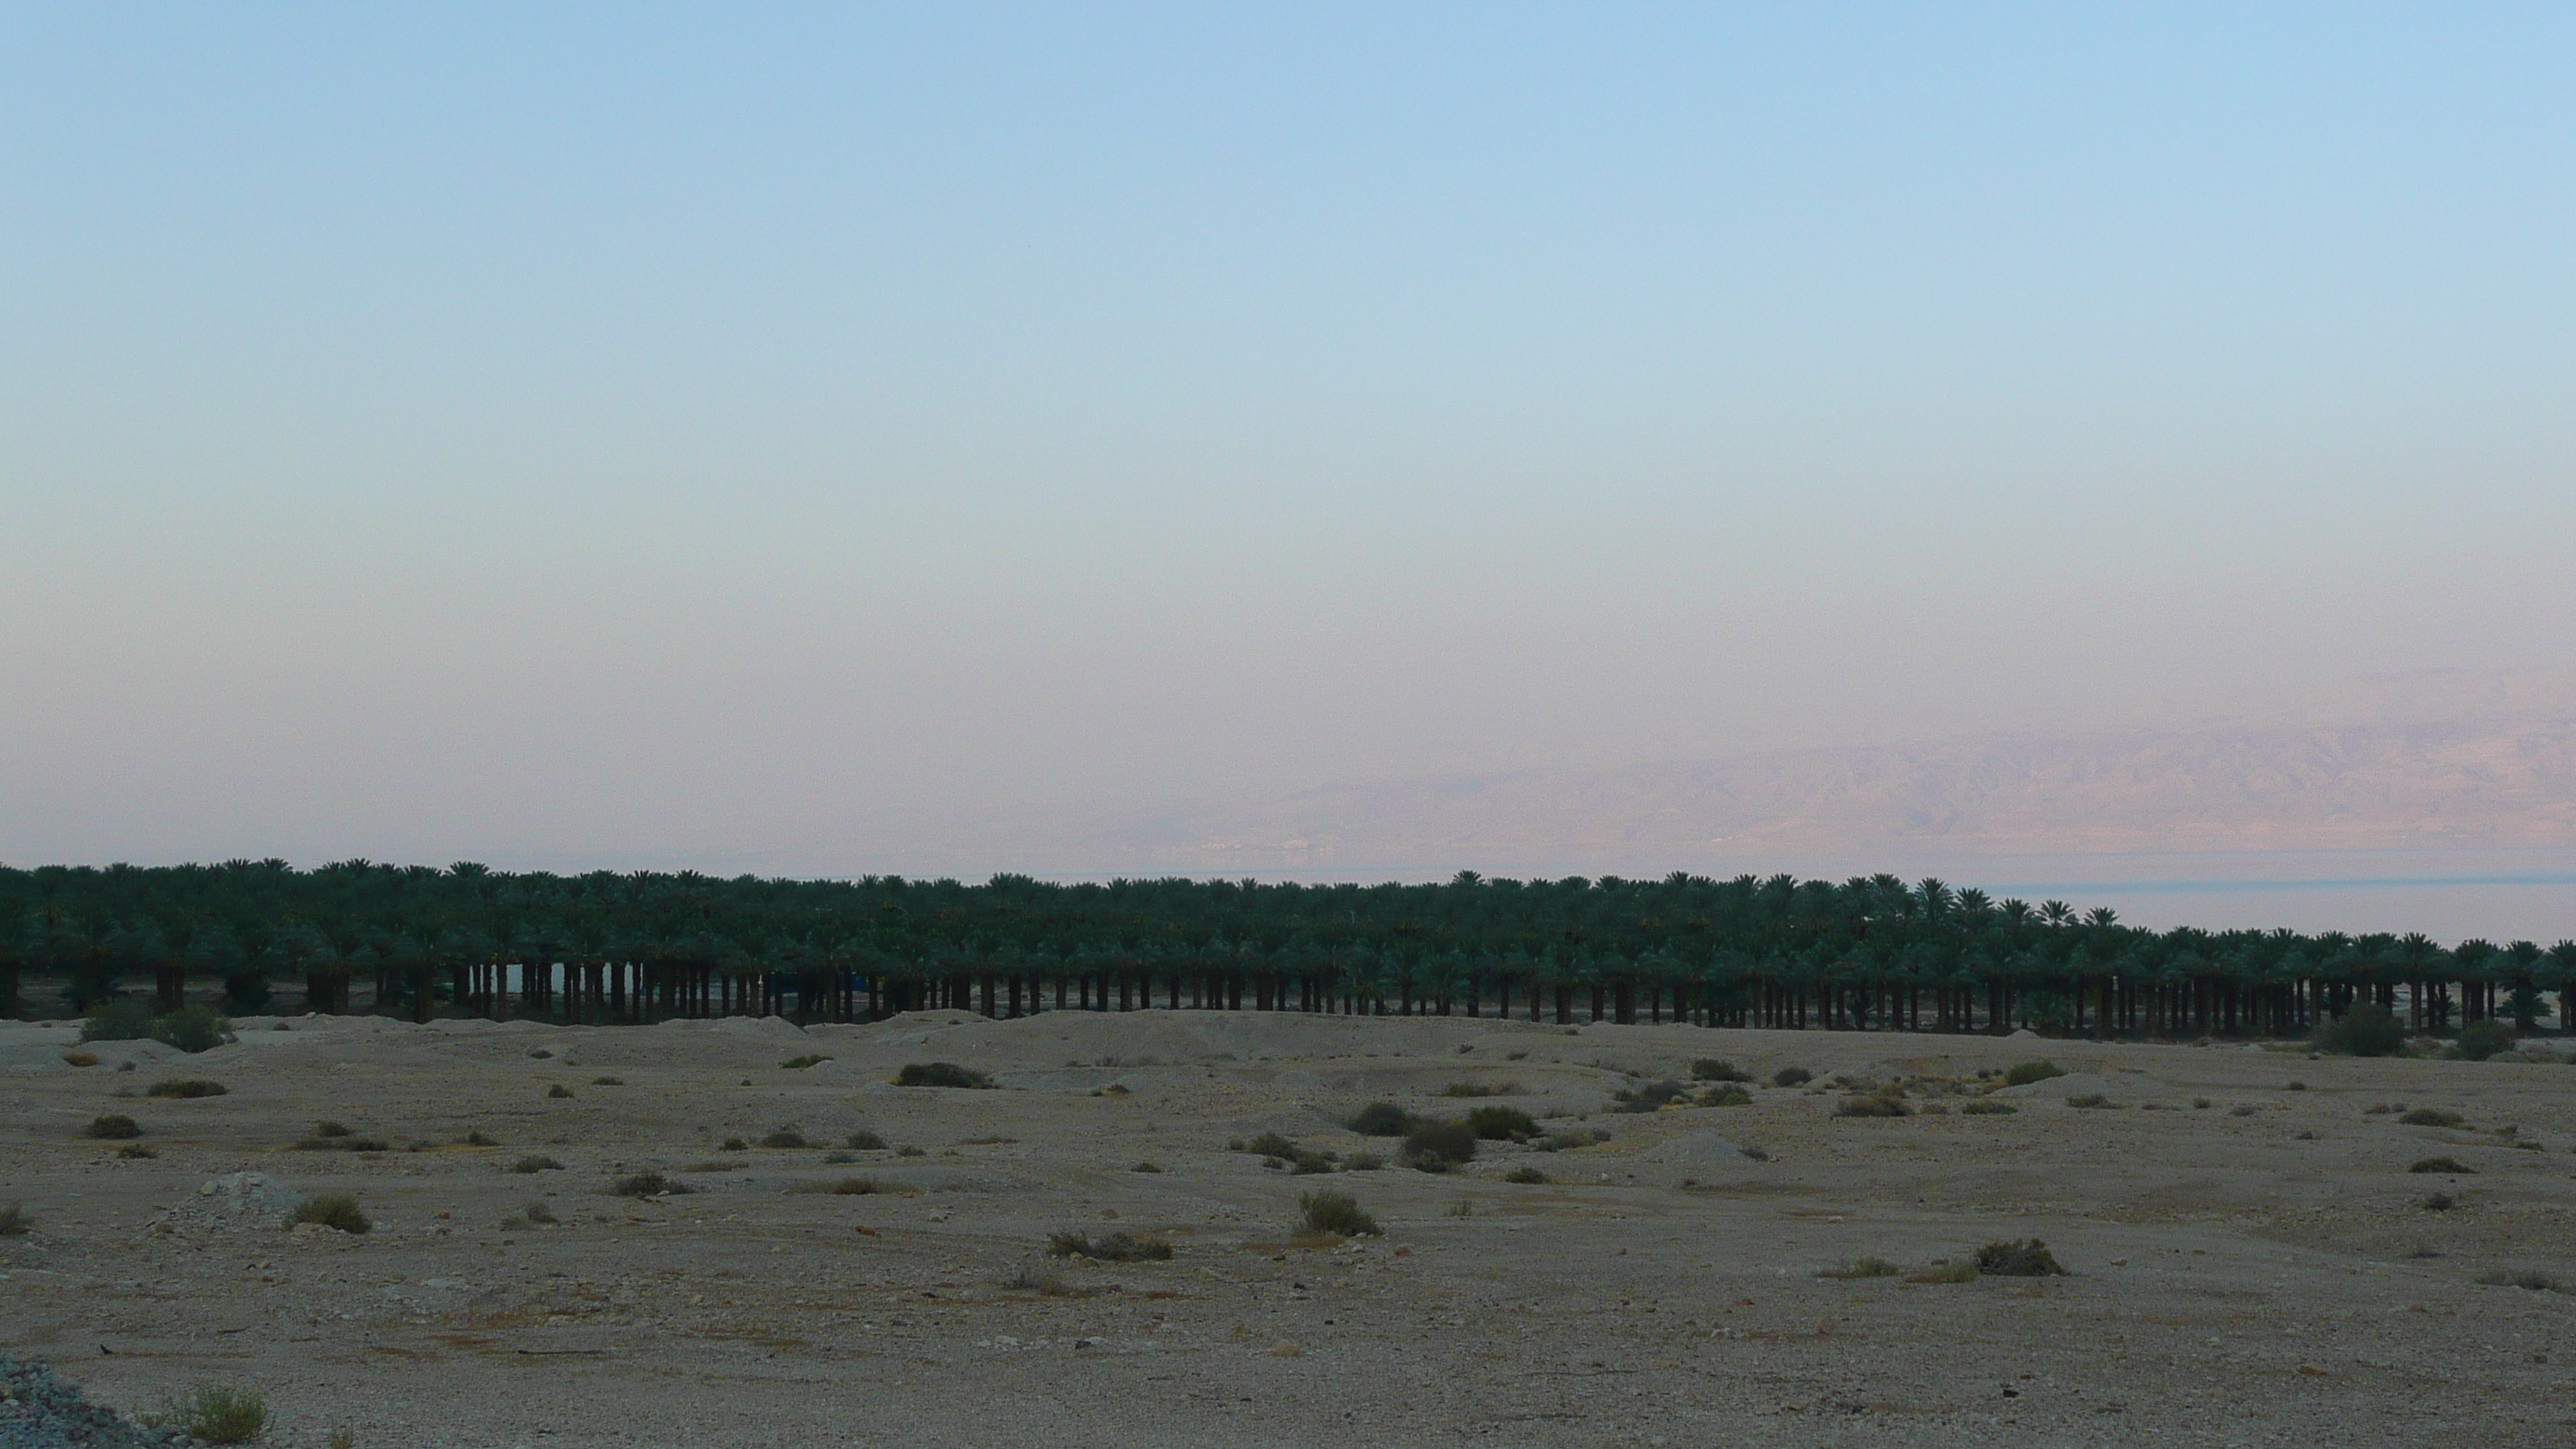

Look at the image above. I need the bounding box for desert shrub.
[818,1177,884,1195]
[1403,1119,1479,1171]
[0,1201,26,1235]
[1609,1081,1690,1114]
[118,1144,156,1159]
[2228,1104,2259,1117]
[174,1383,268,1444]
[84,1113,142,1139]
[313,1120,351,1137]
[148,1078,228,1098]
[2285,1080,2307,1091]
[1347,1102,1415,1136]
[2400,1108,2465,1128]
[547,1084,574,1099]
[1464,1105,1540,1141]
[152,1006,233,1053]
[1975,1238,2065,1276]
[1691,1058,1752,1082]
[896,1145,926,1157]
[2475,1269,2567,1293]
[79,998,155,1043]
[1817,1256,1898,1279]
[2365,1102,2403,1115]
[590,1076,624,1087]
[1299,1190,1380,1237]
[521,1200,557,1225]
[1131,1160,1162,1172]
[2066,1093,2114,1109]
[511,1154,564,1173]
[1905,1260,1978,1284]
[2421,1192,2457,1211]
[461,1130,498,1147]
[2192,1098,2212,1109]
[60,1051,99,1067]
[292,1193,370,1234]
[2409,1156,2474,1174]
[1771,1067,1812,1088]
[1242,1131,1303,1160]
[2317,1002,2406,1057]
[780,1054,831,1070]
[1048,1230,1173,1262]
[609,1172,680,1197]
[760,1128,811,1149]
[1437,1081,1518,1098]
[1834,1093,1909,1118]
[844,1130,888,1150]
[894,1062,992,1089]
[2002,1060,2065,1086]
[720,1137,748,1151]
[1961,1099,2017,1115]
[1502,1166,1549,1184]
[2451,1021,2516,1062]
[1344,1151,1385,1171]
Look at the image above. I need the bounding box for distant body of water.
[1945,848,2576,945]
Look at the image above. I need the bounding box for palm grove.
[5,862,2571,1043]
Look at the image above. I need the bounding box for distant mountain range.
[1035,670,2576,873]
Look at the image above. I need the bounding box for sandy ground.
[4,1009,2574,1448]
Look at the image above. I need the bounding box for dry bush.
[148,1079,228,1098]
[2400,1108,2465,1128]
[894,1062,992,1088]
[169,1383,268,1444]
[1342,1151,1384,1171]
[590,1076,624,1086]
[1130,1160,1162,1173]
[1403,1120,1478,1172]
[1003,1261,1071,1295]
[720,1137,748,1151]
[1438,1081,1519,1098]
[0,1201,26,1236]
[2316,1001,2406,1057]
[1771,1067,1812,1088]
[1464,1105,1539,1141]
[1906,1259,1978,1284]
[2409,1156,2474,1174]
[1503,1166,1548,1184]
[1299,1190,1380,1237]
[2066,1094,2115,1109]
[779,1054,831,1070]
[118,1144,156,1159]
[84,1113,142,1139]
[844,1129,888,1150]
[608,1172,690,1198]
[2421,1192,2458,1211]
[1698,1084,1754,1107]
[292,1193,370,1235]
[61,1051,99,1067]
[1817,1256,1898,1279]
[1834,1093,1909,1118]
[759,1128,811,1149]
[1961,1099,2017,1115]
[1975,1238,2065,1276]
[547,1084,574,1099]
[1609,1081,1690,1114]
[787,1177,885,1196]
[2002,1060,2064,1086]
[1691,1058,1752,1082]
[1347,1101,1415,1136]
[1047,1230,1173,1261]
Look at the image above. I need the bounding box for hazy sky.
[6,5,2574,872]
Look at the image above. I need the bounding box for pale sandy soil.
[5,1009,2574,1447]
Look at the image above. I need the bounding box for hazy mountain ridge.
[1067,683,2576,872]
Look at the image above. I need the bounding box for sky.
[5,5,2574,875]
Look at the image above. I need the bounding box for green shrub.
[174,1382,268,1444]
[1437,1081,1517,1098]
[780,1054,831,1070]
[2317,1002,2406,1057]
[547,1084,574,1099]
[2400,1108,2465,1128]
[1697,1084,1753,1107]
[2408,1156,2474,1174]
[1502,1166,1548,1184]
[0,1201,26,1235]
[720,1137,748,1151]
[148,1078,228,1098]
[1905,1260,1978,1284]
[1047,1230,1173,1261]
[1347,1101,1414,1136]
[1834,1093,1909,1118]
[1343,1151,1384,1171]
[1130,1160,1161,1173]
[1298,1190,1380,1237]
[1691,1058,1752,1082]
[1403,1119,1479,1171]
[896,1144,926,1157]
[759,1127,811,1149]
[894,1062,992,1088]
[510,1154,564,1173]
[118,1144,156,1159]
[1961,1099,2017,1115]
[460,1130,498,1147]
[79,998,155,1043]
[152,1006,233,1053]
[1975,1238,2065,1276]
[2451,1020,2516,1061]
[2420,1191,2457,1211]
[1770,1067,1812,1088]
[844,1130,887,1150]
[1464,1105,1539,1141]
[2002,1060,2065,1086]
[313,1120,351,1138]
[84,1113,142,1139]
[590,1076,623,1086]
[1242,1131,1303,1160]
[292,1193,370,1234]
[1609,1081,1690,1114]
[2066,1093,2114,1109]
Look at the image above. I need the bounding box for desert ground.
[5,1009,2573,1447]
